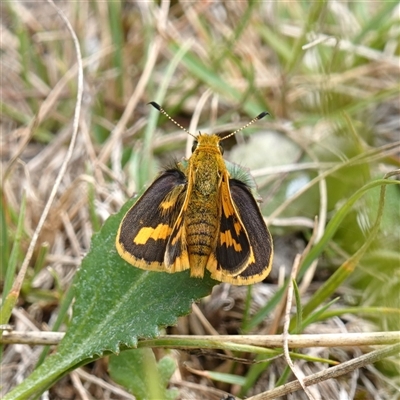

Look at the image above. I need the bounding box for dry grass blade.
[247,343,400,400]
[2,0,84,325]
[282,255,315,399]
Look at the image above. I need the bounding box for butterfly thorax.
[185,134,225,277]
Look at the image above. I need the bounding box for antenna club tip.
[257,111,269,120]
[148,101,161,111]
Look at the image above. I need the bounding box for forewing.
[116,168,187,272]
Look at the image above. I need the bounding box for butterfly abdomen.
[186,195,219,277]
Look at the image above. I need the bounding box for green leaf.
[109,348,178,400]
[5,199,216,399]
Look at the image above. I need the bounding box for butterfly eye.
[219,143,224,155]
[191,140,198,153]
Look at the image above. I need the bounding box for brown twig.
[247,343,400,400]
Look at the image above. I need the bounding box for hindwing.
[208,174,273,285]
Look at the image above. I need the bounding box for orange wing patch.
[220,230,243,251]
[134,224,172,245]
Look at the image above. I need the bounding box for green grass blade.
[302,177,399,319]
[299,178,399,279]
[0,189,10,279]
[292,279,303,334]
[1,194,26,307]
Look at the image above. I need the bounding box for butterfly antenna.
[221,111,269,141]
[148,102,196,139]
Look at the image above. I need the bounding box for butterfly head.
[191,133,224,155]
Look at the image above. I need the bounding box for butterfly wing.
[116,168,189,272]
[208,174,273,285]
[164,209,190,273]
[227,178,273,284]
[206,172,252,279]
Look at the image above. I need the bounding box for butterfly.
[116,102,273,285]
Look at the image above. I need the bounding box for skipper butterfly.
[116,102,273,285]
